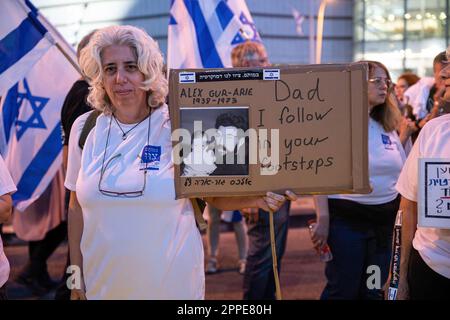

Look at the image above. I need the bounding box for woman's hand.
[398,117,418,146]
[205,190,297,215]
[395,277,409,300]
[69,273,87,300]
[256,190,298,212]
[241,207,259,223]
[71,288,87,300]
[310,217,329,249]
[400,118,417,136]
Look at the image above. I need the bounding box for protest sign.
[418,158,450,229]
[169,63,370,198]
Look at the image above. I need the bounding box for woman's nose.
[440,65,450,80]
[115,69,128,84]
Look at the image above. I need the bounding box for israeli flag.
[168,0,262,69]
[0,0,55,93]
[0,2,79,210]
[291,8,305,36]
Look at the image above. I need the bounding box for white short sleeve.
[0,156,16,196]
[64,111,92,191]
[395,136,421,202]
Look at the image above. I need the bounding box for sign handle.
[269,209,282,300]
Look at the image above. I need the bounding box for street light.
[315,0,330,64]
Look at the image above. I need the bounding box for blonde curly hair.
[79,25,168,113]
[231,41,267,67]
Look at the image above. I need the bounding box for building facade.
[34,0,449,77]
[34,0,354,65]
[355,0,449,78]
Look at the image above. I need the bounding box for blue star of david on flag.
[0,1,80,212]
[231,12,261,45]
[14,78,49,140]
[168,0,263,69]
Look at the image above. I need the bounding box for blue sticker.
[381,134,393,150]
[140,145,161,171]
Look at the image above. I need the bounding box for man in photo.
[181,110,249,177]
[210,112,249,176]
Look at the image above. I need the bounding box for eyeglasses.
[250,57,269,64]
[97,114,151,198]
[244,53,269,66]
[98,153,147,198]
[369,77,393,88]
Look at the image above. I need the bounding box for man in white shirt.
[404,51,447,125]
[394,47,450,299]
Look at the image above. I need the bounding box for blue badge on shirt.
[381,134,393,150]
[140,145,161,171]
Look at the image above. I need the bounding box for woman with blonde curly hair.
[65,25,296,300]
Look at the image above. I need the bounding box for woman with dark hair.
[395,73,420,107]
[312,61,411,299]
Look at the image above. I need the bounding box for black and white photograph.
[180,107,249,177]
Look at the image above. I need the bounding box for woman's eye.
[104,66,116,74]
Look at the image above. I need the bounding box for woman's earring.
[147,90,153,107]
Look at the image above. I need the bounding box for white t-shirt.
[330,117,406,205]
[0,155,17,287]
[396,113,450,279]
[65,105,204,299]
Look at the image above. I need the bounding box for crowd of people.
[0,24,449,300]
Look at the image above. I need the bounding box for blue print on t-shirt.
[381,134,393,150]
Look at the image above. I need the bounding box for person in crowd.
[14,174,66,296]
[205,206,248,275]
[390,47,450,300]
[54,30,96,300]
[66,25,297,300]
[394,72,420,119]
[0,155,16,300]
[61,30,97,171]
[395,73,420,106]
[229,40,292,300]
[404,51,447,131]
[312,60,412,299]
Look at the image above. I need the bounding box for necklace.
[113,112,150,140]
[98,111,152,197]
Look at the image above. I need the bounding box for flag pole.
[269,209,282,300]
[34,6,82,76]
[54,42,82,75]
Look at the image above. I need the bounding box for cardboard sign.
[418,158,450,229]
[169,63,370,199]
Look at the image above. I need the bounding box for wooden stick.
[55,42,82,76]
[269,209,282,300]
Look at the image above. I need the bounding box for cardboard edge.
[350,62,370,194]
[180,64,360,76]
[168,69,183,199]
[174,186,367,200]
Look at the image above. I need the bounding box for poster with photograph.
[180,107,249,177]
[418,158,450,229]
[169,63,370,198]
